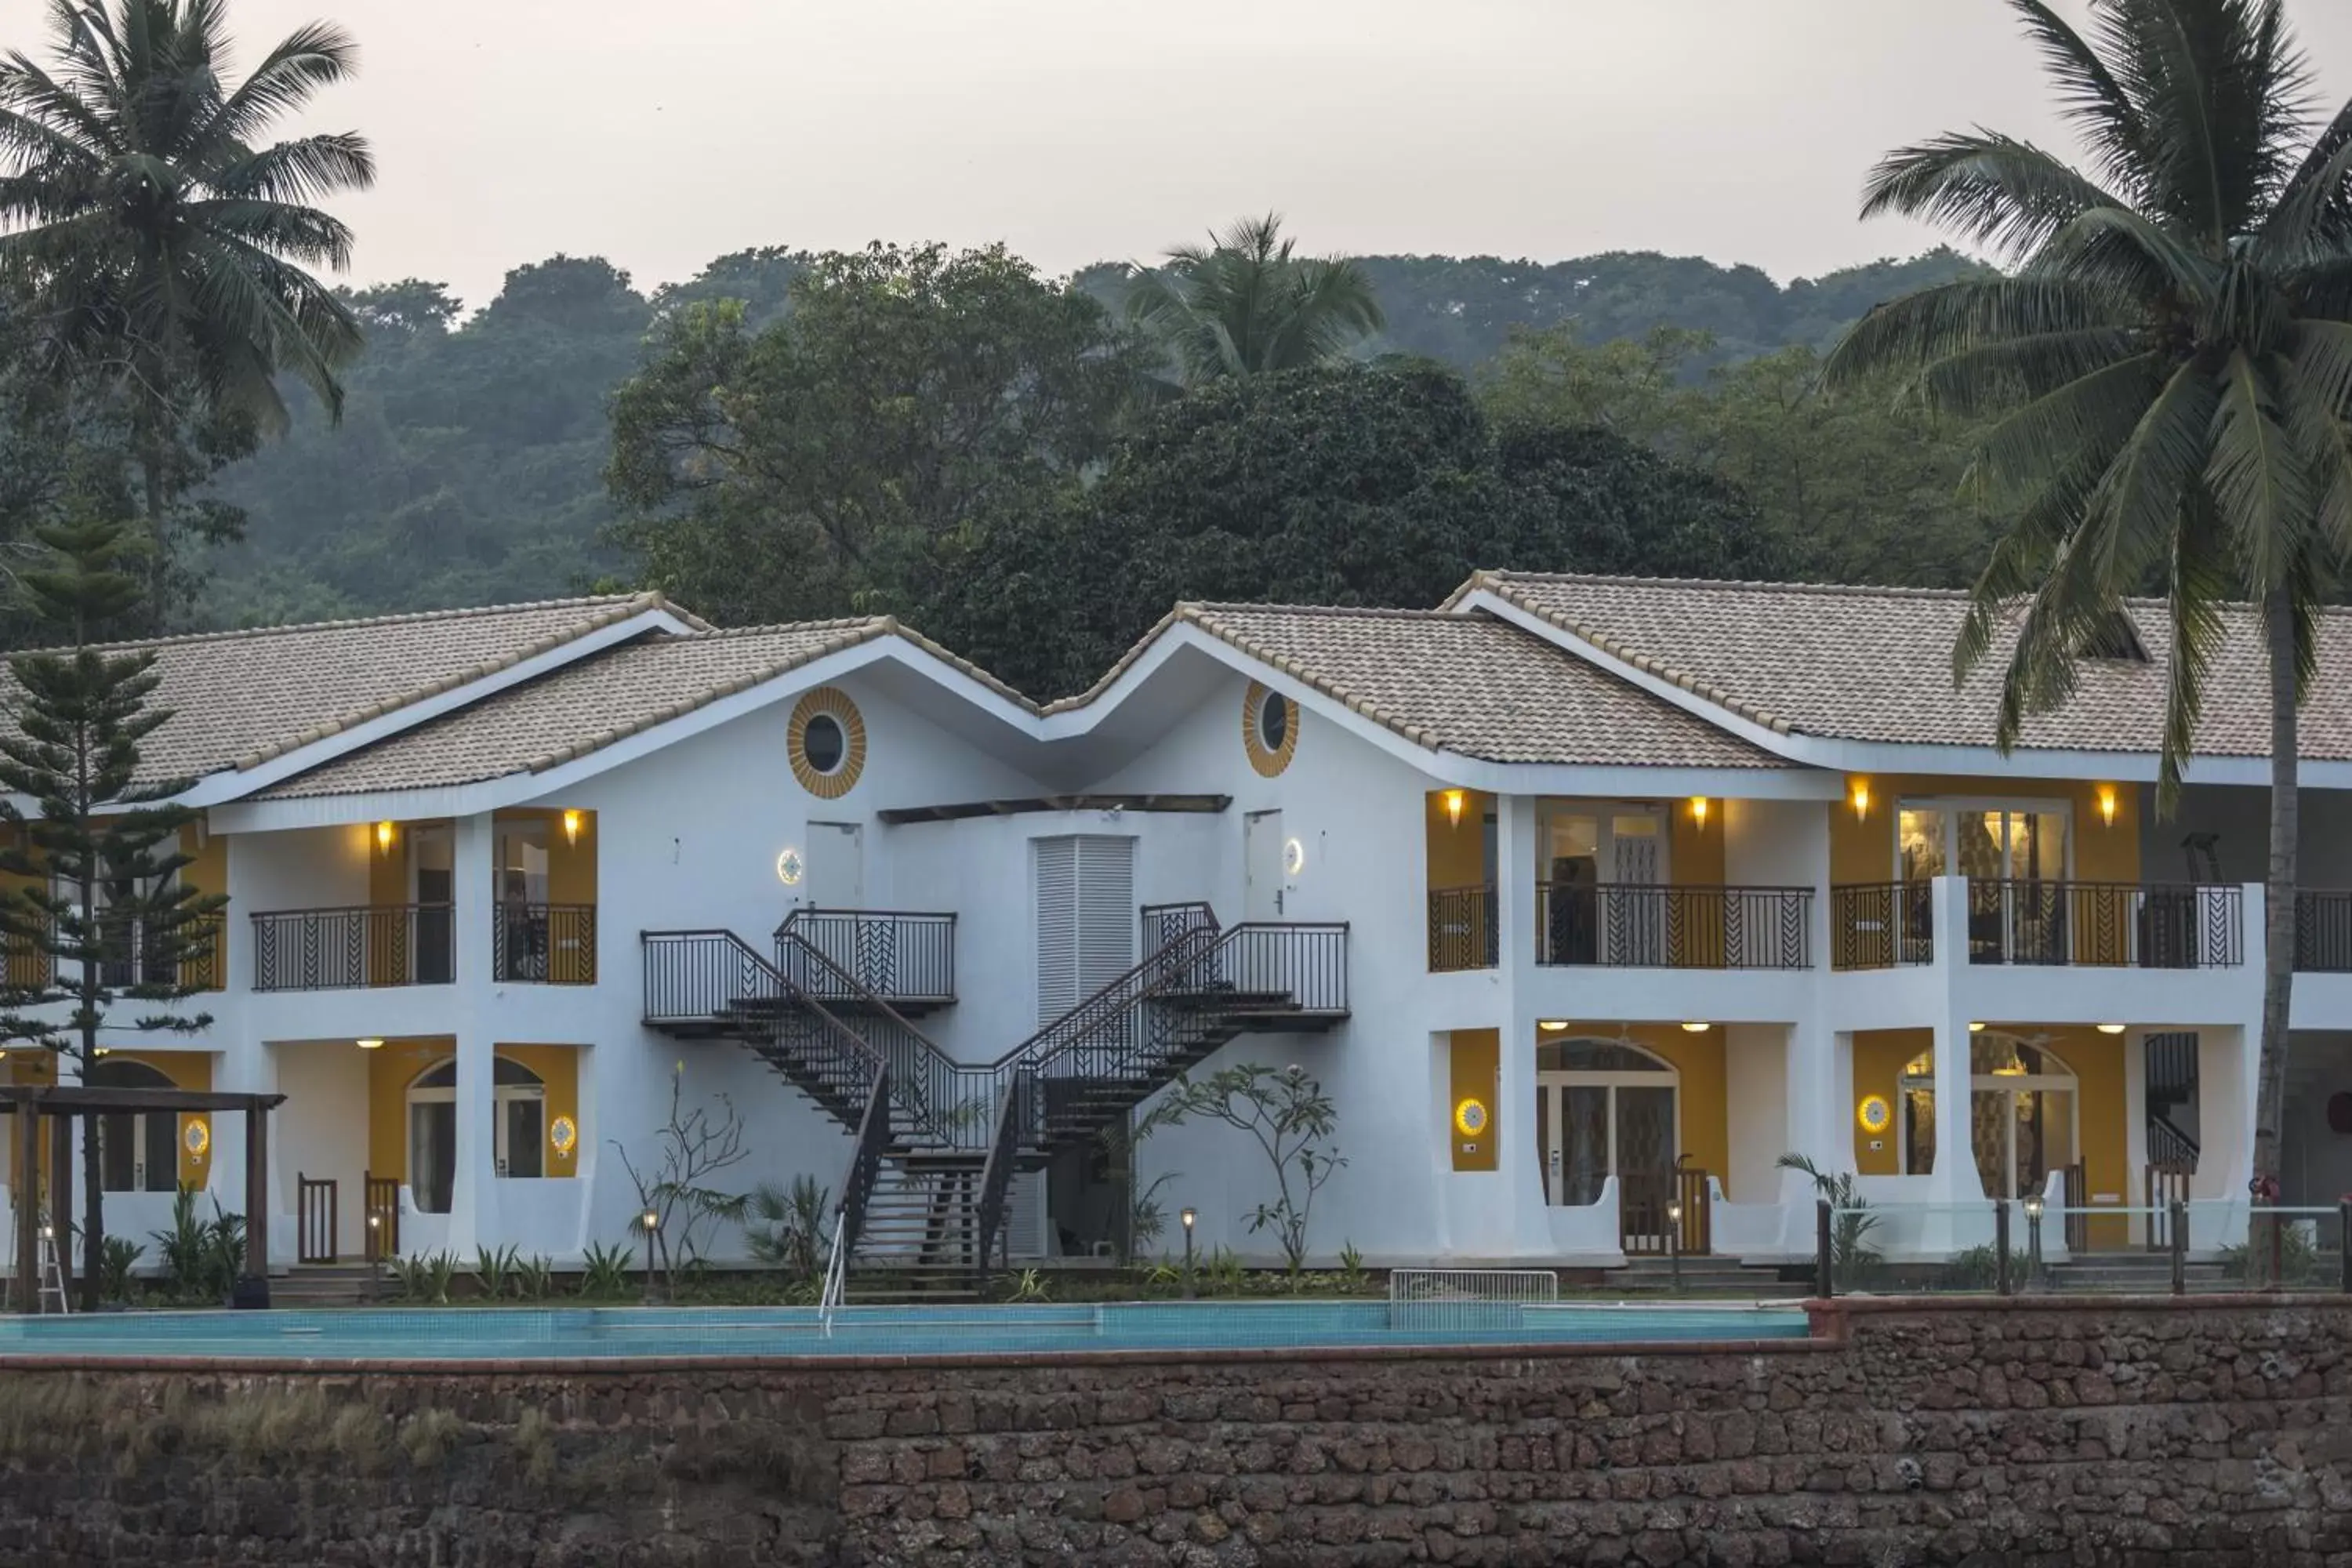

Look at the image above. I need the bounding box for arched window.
[1534,1036,1681,1210]
[1899,1031,2079,1199]
[405,1055,549,1214]
[89,1056,179,1194]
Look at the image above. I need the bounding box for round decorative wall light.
[1453,1097,1490,1138]
[1283,837,1306,877]
[788,687,867,798]
[775,847,805,887]
[1242,681,1300,778]
[1857,1094,1893,1135]
[550,1115,579,1156]
[182,1119,210,1158]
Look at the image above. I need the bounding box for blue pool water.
[0,1301,1809,1362]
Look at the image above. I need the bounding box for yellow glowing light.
[562,808,584,846]
[1968,1021,1986,1033]
[1442,789,1466,827]
[356,1037,384,1051]
[1453,1097,1490,1138]
[1857,1094,1892,1134]
[1849,780,1871,819]
[375,820,396,854]
[1688,797,1709,829]
[1537,1020,1569,1033]
[1679,1021,1711,1033]
[2096,785,2118,827]
[2097,1022,2126,1035]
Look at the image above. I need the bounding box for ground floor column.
[449,812,499,1256]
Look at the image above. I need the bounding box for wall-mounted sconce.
[375,820,397,855]
[562,809,584,846]
[775,848,804,887]
[183,1120,210,1159]
[2096,785,2117,828]
[1849,780,1871,820]
[1442,789,1466,827]
[1283,837,1306,877]
[1688,797,1708,829]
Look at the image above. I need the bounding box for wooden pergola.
[1,1085,285,1312]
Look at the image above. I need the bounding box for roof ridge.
[1188,601,1485,622]
[33,592,668,658]
[1474,569,1977,602]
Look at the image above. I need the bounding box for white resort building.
[7,571,2352,1287]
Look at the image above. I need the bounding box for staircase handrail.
[772,922,988,1145]
[832,1070,891,1290]
[817,1210,847,1334]
[986,903,1224,1075]
[2147,1113,2201,1168]
[974,1066,1030,1280]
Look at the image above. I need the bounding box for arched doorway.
[405,1056,546,1214]
[1900,1032,2080,1200]
[89,1056,179,1194]
[1536,1036,1679,1206]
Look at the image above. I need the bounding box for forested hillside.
[199,245,1981,628]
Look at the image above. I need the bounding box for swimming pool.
[0,1301,1810,1362]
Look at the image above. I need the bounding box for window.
[1898,1033,2079,1200]
[1255,688,1289,753]
[89,1056,179,1194]
[1896,802,2069,882]
[405,1055,548,1213]
[802,713,847,775]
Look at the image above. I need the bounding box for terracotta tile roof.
[0,594,691,788]
[258,621,903,798]
[1101,603,1793,768]
[1462,572,2352,760]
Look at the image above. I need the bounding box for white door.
[1033,835,1138,1023]
[805,822,864,909]
[1244,811,1286,922]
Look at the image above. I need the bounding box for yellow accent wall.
[1424,790,1490,890]
[493,809,599,906]
[367,822,413,908]
[1830,776,2140,885]
[178,822,227,902]
[1670,800,1724,884]
[1853,1029,1929,1174]
[1446,1029,1498,1171]
[107,1048,214,1189]
[1538,1021,1730,1196]
[364,1037,581,1181]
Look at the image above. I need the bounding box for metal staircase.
[644,902,1348,1298]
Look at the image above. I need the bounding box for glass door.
[408,1100,455,1214]
[494,820,551,981]
[1537,1040,1681,1210]
[1538,808,1667,964]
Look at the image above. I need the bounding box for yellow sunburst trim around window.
[1242,681,1300,779]
[788,687,867,799]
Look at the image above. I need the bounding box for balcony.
[1427,885,1498,973]
[1831,879,2244,971]
[494,902,597,985]
[1537,883,1812,970]
[252,905,455,992]
[2299,891,2352,973]
[776,908,955,1011]
[2,913,227,993]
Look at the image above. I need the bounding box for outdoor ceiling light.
[1680,1022,1710,1033]
[356,1038,384,1051]
[2097,1022,2127,1035]
[1538,1020,1569,1033]
[1969,1022,1987,1033]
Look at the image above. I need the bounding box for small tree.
[609,1063,750,1299]
[1142,1063,1345,1273]
[0,517,226,1308]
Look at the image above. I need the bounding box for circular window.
[1241,681,1300,778]
[789,688,867,798]
[803,713,847,775]
[1258,689,1289,753]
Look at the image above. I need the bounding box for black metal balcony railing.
[1427,884,1499,972]
[776,908,955,1005]
[1831,882,1935,971]
[1965,880,2242,968]
[494,902,597,985]
[1536,884,1813,970]
[2,914,226,993]
[2298,890,2352,973]
[252,905,456,992]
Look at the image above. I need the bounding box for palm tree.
[1125,213,1385,383]
[1825,0,2352,1194]
[0,0,374,590]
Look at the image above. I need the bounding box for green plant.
[1338,1240,1367,1290]
[1778,1152,1882,1283]
[1944,1244,2032,1291]
[387,1254,436,1304]
[419,1251,459,1305]
[472,1244,521,1301]
[515,1254,557,1301]
[99,1236,143,1303]
[1127,1171,1178,1263]
[609,1065,752,1299]
[1139,1062,1345,1274]
[579,1241,633,1298]
[742,1175,830,1286]
[1006,1268,1051,1304]
[2223,1217,2326,1286]
[1142,1261,1184,1296]
[1203,1246,1246,1297]
[148,1187,245,1302]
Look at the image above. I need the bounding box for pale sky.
[14,0,2352,309]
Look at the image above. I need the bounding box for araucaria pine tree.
[0,517,225,1309]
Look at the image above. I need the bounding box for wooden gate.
[296,1174,338,1265]
[364,1172,401,1261]
[2061,1161,2089,1252]
[2145,1164,2193,1252]
[1620,1162,1711,1256]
